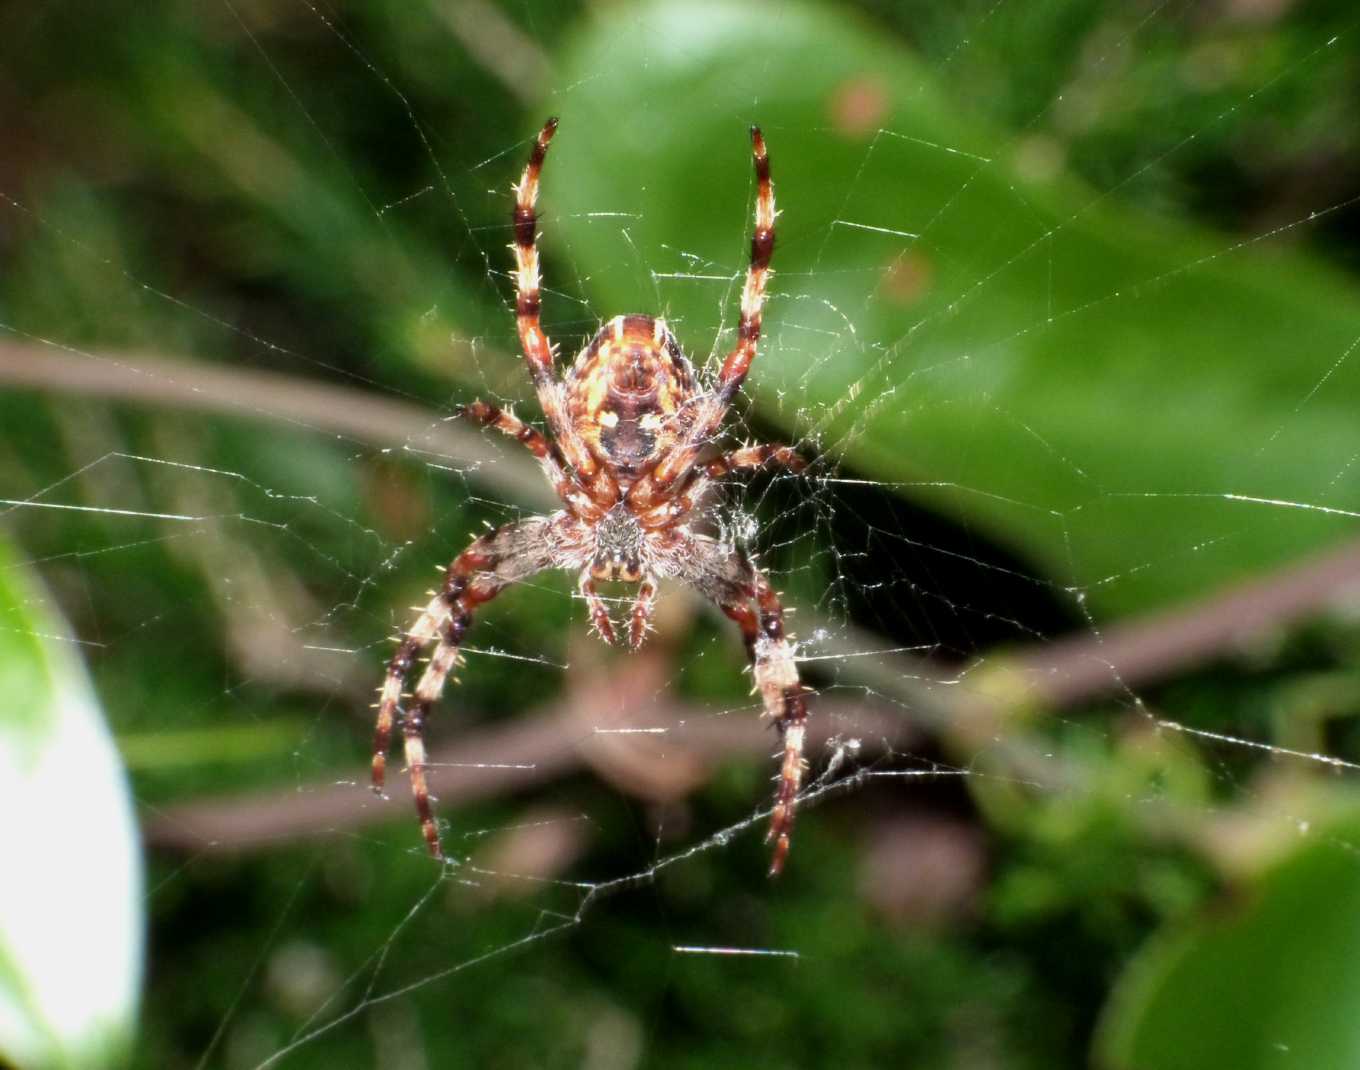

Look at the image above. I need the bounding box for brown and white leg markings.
[372,517,558,859]
[512,118,557,388]
[404,593,478,859]
[750,573,799,875]
[754,577,808,878]
[458,400,599,518]
[711,561,808,877]
[580,574,617,646]
[628,575,658,651]
[704,443,804,481]
[717,125,775,403]
[458,400,553,461]
[510,118,600,482]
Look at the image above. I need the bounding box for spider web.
[2,1,1360,1066]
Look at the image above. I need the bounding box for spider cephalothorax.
[372,119,810,875]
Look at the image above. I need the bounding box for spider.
[372,118,810,876]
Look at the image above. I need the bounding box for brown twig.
[1005,538,1360,708]
[0,342,555,508]
[141,686,912,852]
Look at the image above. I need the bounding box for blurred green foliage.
[1099,814,1360,1069]
[0,541,141,1070]
[2,0,1360,1067]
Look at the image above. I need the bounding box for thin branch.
[0,342,555,508]
[141,689,912,852]
[1005,538,1360,709]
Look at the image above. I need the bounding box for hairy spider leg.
[703,442,804,480]
[372,518,557,858]
[512,118,559,388]
[457,399,555,463]
[631,442,803,533]
[512,118,597,480]
[628,575,658,650]
[457,400,598,518]
[718,573,808,877]
[578,573,617,645]
[718,126,777,403]
[629,126,776,511]
[753,574,809,876]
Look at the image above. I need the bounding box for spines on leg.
[372,588,455,796]
[579,574,617,645]
[628,576,658,650]
[703,442,804,480]
[715,569,810,877]
[752,580,809,877]
[372,517,559,859]
[513,117,559,387]
[717,125,776,403]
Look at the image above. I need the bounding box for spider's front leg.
[373,517,557,858]
[511,118,597,480]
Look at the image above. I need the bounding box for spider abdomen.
[567,315,697,479]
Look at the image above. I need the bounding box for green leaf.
[1096,819,1360,1069]
[549,0,1360,617]
[0,538,142,1070]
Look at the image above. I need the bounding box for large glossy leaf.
[0,539,142,1069]
[547,0,1360,618]
[1096,817,1360,1069]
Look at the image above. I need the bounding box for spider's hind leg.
[509,118,597,480]
[717,580,809,876]
[512,118,559,389]
[625,127,777,510]
[678,532,810,876]
[715,126,776,403]
[373,516,558,858]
